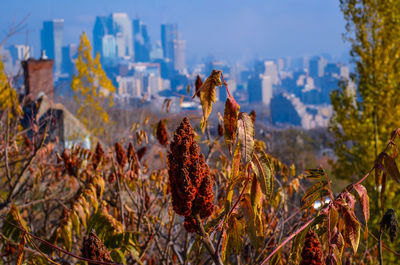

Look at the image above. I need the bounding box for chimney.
[22,57,54,101]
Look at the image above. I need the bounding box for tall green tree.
[71,32,116,138]
[331,0,400,262]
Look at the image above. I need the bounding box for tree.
[0,58,18,113]
[71,32,115,139]
[331,1,400,262]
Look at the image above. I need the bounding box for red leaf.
[384,154,400,184]
[353,184,370,224]
[342,205,361,253]
[223,95,240,154]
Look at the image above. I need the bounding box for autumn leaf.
[384,154,400,184]
[353,184,370,224]
[15,231,26,265]
[194,75,203,98]
[224,95,240,154]
[194,70,222,132]
[250,146,273,199]
[237,112,255,164]
[222,216,245,263]
[225,143,241,213]
[343,205,361,253]
[331,228,345,262]
[288,225,311,265]
[241,194,264,249]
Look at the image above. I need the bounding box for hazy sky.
[0,0,349,62]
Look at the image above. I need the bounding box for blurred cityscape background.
[0,0,351,130]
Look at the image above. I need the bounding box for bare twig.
[195,214,223,265]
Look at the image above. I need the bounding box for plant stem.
[195,214,223,265]
[378,227,383,265]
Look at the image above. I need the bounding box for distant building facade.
[93,13,133,65]
[133,19,151,62]
[161,23,178,61]
[41,19,64,76]
[173,35,186,73]
[7,45,32,64]
[248,75,273,105]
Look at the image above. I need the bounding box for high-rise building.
[173,34,186,73]
[150,41,163,60]
[309,56,327,78]
[116,76,141,97]
[93,13,133,65]
[61,44,77,76]
[133,19,151,62]
[93,16,110,57]
[41,19,64,76]
[161,24,178,61]
[101,35,117,65]
[8,45,32,64]
[110,13,133,59]
[248,75,273,105]
[254,60,279,85]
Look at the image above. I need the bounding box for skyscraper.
[41,19,64,75]
[133,19,151,62]
[248,75,273,105]
[93,16,110,57]
[7,45,31,64]
[110,13,133,59]
[61,44,77,75]
[173,33,186,73]
[161,24,178,61]
[93,13,133,65]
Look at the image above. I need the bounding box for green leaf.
[111,249,127,265]
[2,205,29,242]
[288,225,311,265]
[304,168,325,180]
[237,112,255,164]
[250,146,273,199]
[226,216,245,254]
[241,195,264,249]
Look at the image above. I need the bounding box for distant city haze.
[1,0,348,62]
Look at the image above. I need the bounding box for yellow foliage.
[71,32,116,138]
[0,58,18,113]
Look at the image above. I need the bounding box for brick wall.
[22,59,54,101]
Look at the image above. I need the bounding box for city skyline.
[1,0,349,62]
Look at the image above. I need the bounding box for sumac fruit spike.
[168,117,214,232]
[156,120,169,146]
[92,142,104,169]
[114,142,127,168]
[81,232,112,265]
[380,208,398,242]
[137,146,147,161]
[300,230,323,265]
[127,142,139,174]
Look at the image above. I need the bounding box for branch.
[259,217,315,265]
[195,214,223,265]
